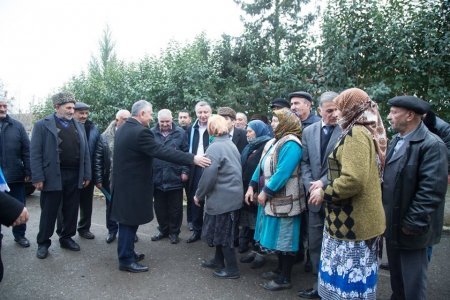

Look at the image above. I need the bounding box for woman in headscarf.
[309,88,387,299]
[238,120,272,266]
[245,108,305,291]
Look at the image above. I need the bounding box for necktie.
[323,125,333,135]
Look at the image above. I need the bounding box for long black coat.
[111,118,194,226]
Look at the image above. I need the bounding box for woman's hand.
[257,191,268,206]
[244,187,254,205]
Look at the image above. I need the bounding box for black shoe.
[213,269,240,279]
[304,259,312,273]
[119,262,148,273]
[188,222,193,231]
[134,252,145,262]
[14,236,30,248]
[134,234,139,243]
[240,251,256,263]
[79,231,95,239]
[186,232,201,243]
[261,280,292,291]
[298,288,320,299]
[238,245,249,253]
[261,270,280,280]
[380,262,390,270]
[250,254,266,269]
[36,245,49,259]
[60,238,80,251]
[169,234,179,244]
[201,259,225,270]
[106,232,117,244]
[151,232,168,241]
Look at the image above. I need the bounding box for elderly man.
[94,109,131,244]
[177,109,192,130]
[150,109,189,244]
[217,107,248,154]
[289,91,321,128]
[298,92,341,299]
[383,96,447,300]
[73,102,100,240]
[235,112,248,129]
[31,92,91,259]
[0,97,31,248]
[111,100,210,272]
[185,101,212,243]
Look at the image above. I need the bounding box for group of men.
[0,89,448,300]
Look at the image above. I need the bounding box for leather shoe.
[169,234,179,244]
[36,245,49,259]
[261,270,280,280]
[201,259,224,270]
[151,232,168,241]
[298,288,320,299]
[60,238,80,251]
[186,232,201,243]
[238,245,249,253]
[380,262,390,270]
[250,254,266,269]
[134,252,145,262]
[240,251,256,263]
[134,234,139,243]
[79,231,95,239]
[261,280,292,291]
[15,236,30,248]
[119,262,148,273]
[213,269,240,279]
[106,232,117,244]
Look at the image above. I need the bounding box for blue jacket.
[151,124,189,191]
[0,115,30,183]
[30,114,91,191]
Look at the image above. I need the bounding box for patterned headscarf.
[273,108,302,141]
[334,88,387,178]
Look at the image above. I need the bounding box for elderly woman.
[245,108,305,291]
[309,88,387,299]
[194,115,243,279]
[239,120,272,266]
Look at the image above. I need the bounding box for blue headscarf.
[247,120,270,138]
[241,120,272,165]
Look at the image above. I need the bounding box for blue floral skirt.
[318,231,381,299]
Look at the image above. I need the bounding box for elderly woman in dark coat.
[194,115,244,279]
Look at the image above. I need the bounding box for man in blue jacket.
[0,97,31,248]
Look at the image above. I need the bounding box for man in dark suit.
[298,91,341,299]
[111,100,210,273]
[217,107,248,154]
[31,92,91,259]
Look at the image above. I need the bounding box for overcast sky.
[0,0,243,112]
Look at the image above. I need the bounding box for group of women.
[193,88,387,299]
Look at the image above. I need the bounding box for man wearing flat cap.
[383,95,447,300]
[270,98,290,111]
[288,91,321,128]
[31,92,91,259]
[217,107,248,154]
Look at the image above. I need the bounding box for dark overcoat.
[111,118,194,226]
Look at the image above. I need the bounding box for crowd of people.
[0,88,448,299]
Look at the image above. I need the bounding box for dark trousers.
[117,223,138,265]
[308,207,325,275]
[37,169,80,247]
[386,242,429,300]
[77,181,95,233]
[154,188,183,235]
[188,166,204,234]
[2,183,26,239]
[105,194,118,234]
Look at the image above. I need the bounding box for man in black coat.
[0,191,29,282]
[111,100,210,273]
[0,98,31,248]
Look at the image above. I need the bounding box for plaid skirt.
[201,210,239,248]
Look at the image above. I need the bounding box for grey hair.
[157,109,173,119]
[319,92,339,107]
[131,100,152,116]
[194,101,211,113]
[236,112,247,122]
[116,109,130,119]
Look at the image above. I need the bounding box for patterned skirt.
[201,210,239,248]
[318,231,381,299]
[253,204,301,254]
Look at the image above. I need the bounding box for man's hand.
[308,188,323,206]
[12,207,29,227]
[96,183,103,189]
[83,180,90,188]
[244,187,254,205]
[194,195,201,207]
[193,155,211,168]
[181,174,189,182]
[309,180,324,193]
[33,182,44,191]
[257,191,268,206]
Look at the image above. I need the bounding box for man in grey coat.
[31,92,91,259]
[298,91,341,299]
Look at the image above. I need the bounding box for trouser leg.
[222,246,239,273]
[308,208,325,275]
[278,253,295,283]
[153,189,169,235]
[167,189,183,235]
[78,181,95,232]
[117,223,139,265]
[59,169,81,241]
[190,167,204,234]
[37,191,63,247]
[105,191,118,234]
[8,183,26,239]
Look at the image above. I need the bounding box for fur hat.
[52,92,76,106]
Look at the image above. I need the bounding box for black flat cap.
[74,102,90,111]
[288,91,313,102]
[270,98,290,109]
[388,96,430,114]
